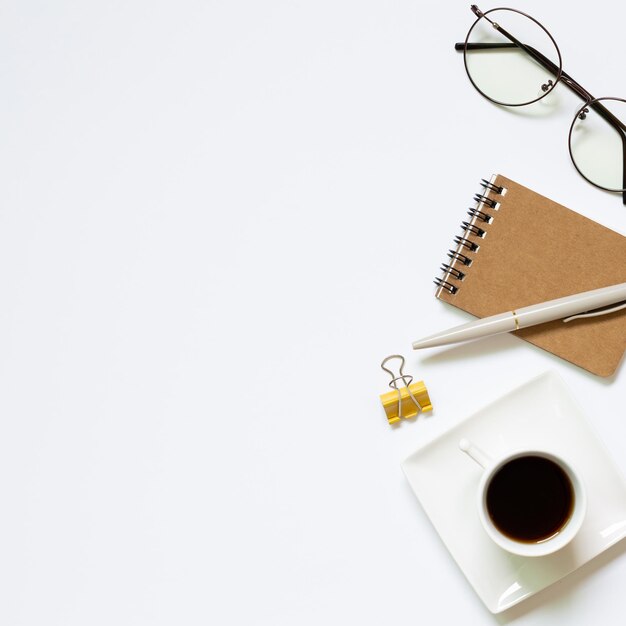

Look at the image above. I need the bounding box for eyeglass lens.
[570,98,626,192]
[464,9,561,107]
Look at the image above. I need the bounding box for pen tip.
[412,339,429,350]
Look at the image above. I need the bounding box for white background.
[1,1,626,624]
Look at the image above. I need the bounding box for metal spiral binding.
[433,277,458,294]
[434,177,506,297]
[447,249,472,266]
[460,221,486,238]
[473,193,498,209]
[440,263,465,281]
[467,207,492,223]
[480,178,504,194]
[454,235,479,252]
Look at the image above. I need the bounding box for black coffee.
[486,455,574,543]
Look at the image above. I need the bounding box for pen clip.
[563,300,626,323]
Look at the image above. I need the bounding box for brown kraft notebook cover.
[435,174,626,377]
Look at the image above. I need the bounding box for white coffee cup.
[460,438,586,557]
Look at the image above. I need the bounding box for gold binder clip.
[380,355,432,425]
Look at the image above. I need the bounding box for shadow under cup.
[480,451,586,557]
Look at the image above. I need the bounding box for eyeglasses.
[456,5,626,204]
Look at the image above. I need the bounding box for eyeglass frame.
[456,5,626,205]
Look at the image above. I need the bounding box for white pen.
[412,281,626,350]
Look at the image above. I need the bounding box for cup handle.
[459,438,492,469]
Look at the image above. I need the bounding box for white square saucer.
[401,371,626,614]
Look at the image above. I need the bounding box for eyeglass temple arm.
[455,42,592,99]
[488,24,623,132]
[455,41,626,202]
[454,42,625,130]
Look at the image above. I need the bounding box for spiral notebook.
[434,175,626,377]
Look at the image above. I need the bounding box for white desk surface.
[1,1,625,624]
